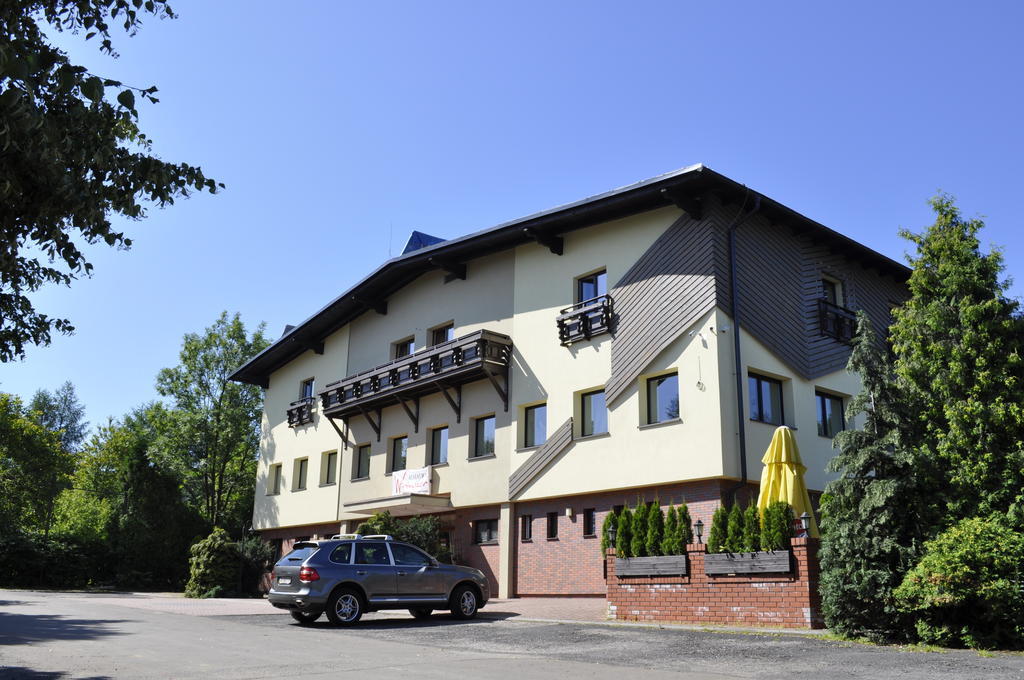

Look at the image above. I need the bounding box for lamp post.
[694,519,704,544]
[606,520,617,547]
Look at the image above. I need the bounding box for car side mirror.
[429,558,440,568]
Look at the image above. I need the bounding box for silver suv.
[268,535,490,625]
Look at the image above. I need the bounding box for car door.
[353,541,397,603]
[389,543,447,600]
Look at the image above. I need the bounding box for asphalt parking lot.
[2,591,1023,679]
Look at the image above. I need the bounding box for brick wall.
[515,480,737,596]
[606,537,823,629]
[452,506,502,595]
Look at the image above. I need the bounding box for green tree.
[707,505,728,553]
[0,393,73,536]
[890,194,1024,521]
[153,312,268,530]
[661,504,680,555]
[184,527,238,598]
[0,0,222,361]
[615,507,633,558]
[645,502,665,556]
[761,501,795,551]
[725,503,744,553]
[820,313,928,640]
[742,504,760,552]
[677,501,693,545]
[600,508,618,553]
[630,501,648,557]
[28,380,88,452]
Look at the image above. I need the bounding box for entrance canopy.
[342,493,452,517]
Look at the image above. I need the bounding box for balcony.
[818,299,857,343]
[556,294,614,346]
[286,397,314,427]
[319,330,512,433]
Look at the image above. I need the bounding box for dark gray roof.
[229,164,909,387]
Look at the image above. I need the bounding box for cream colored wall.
[717,317,864,492]
[345,252,515,375]
[252,326,350,531]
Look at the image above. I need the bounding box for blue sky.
[4,1,1022,432]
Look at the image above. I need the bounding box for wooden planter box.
[615,555,688,577]
[703,550,791,575]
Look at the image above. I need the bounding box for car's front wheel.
[409,608,432,620]
[449,584,479,620]
[290,610,322,625]
[326,587,364,626]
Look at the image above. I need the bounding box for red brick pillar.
[790,537,824,628]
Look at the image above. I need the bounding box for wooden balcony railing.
[318,330,513,420]
[818,299,857,343]
[286,397,315,427]
[556,294,613,346]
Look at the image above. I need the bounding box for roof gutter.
[725,192,762,506]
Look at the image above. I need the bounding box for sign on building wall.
[392,467,431,496]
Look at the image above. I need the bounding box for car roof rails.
[331,534,361,540]
[361,534,394,541]
[329,533,394,541]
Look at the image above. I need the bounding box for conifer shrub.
[185,528,238,598]
[631,502,648,557]
[662,505,680,555]
[742,505,761,552]
[645,502,665,556]
[615,507,633,558]
[761,501,794,551]
[724,503,744,553]
[894,516,1024,649]
[707,505,728,553]
[677,501,693,545]
[600,507,618,553]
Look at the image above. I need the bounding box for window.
[393,337,415,359]
[580,389,607,437]
[523,404,547,448]
[583,509,596,537]
[646,372,680,424]
[391,543,432,566]
[472,415,495,458]
[430,426,449,465]
[329,543,352,564]
[300,377,315,399]
[267,463,282,495]
[353,444,371,480]
[821,277,843,306]
[321,451,337,485]
[354,542,390,565]
[474,519,498,544]
[749,373,784,425]
[520,515,533,542]
[577,270,607,303]
[430,322,455,346]
[816,391,845,438]
[546,512,559,540]
[390,436,408,472]
[292,458,308,491]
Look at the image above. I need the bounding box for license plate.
[278,577,291,585]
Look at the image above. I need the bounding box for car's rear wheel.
[326,587,364,626]
[290,610,321,625]
[449,584,479,620]
[409,608,432,620]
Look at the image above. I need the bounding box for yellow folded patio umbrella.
[756,426,819,537]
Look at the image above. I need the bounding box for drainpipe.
[725,193,762,506]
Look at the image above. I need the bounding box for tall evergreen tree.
[615,507,633,557]
[662,505,680,555]
[742,504,760,552]
[645,502,665,556]
[890,194,1024,521]
[725,503,744,553]
[707,505,728,553]
[630,501,649,557]
[820,313,929,640]
[677,501,693,545]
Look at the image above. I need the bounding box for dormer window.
[821,277,843,307]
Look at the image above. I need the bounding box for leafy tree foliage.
[760,501,794,552]
[0,392,73,536]
[741,504,760,552]
[615,507,633,557]
[890,195,1024,521]
[630,501,648,557]
[706,505,727,553]
[677,501,693,545]
[153,312,268,530]
[661,504,680,555]
[184,527,238,598]
[724,503,744,553]
[645,502,664,556]
[599,507,618,553]
[820,314,929,639]
[28,380,88,452]
[0,0,222,361]
[894,516,1024,649]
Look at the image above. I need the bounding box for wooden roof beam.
[660,188,703,221]
[522,227,564,256]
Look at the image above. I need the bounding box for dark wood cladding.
[509,418,574,498]
[703,550,791,575]
[615,555,689,577]
[286,397,314,427]
[556,294,614,345]
[605,213,718,405]
[318,330,512,419]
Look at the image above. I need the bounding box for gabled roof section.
[229,164,910,387]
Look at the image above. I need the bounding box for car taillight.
[299,566,320,582]
[271,569,276,580]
